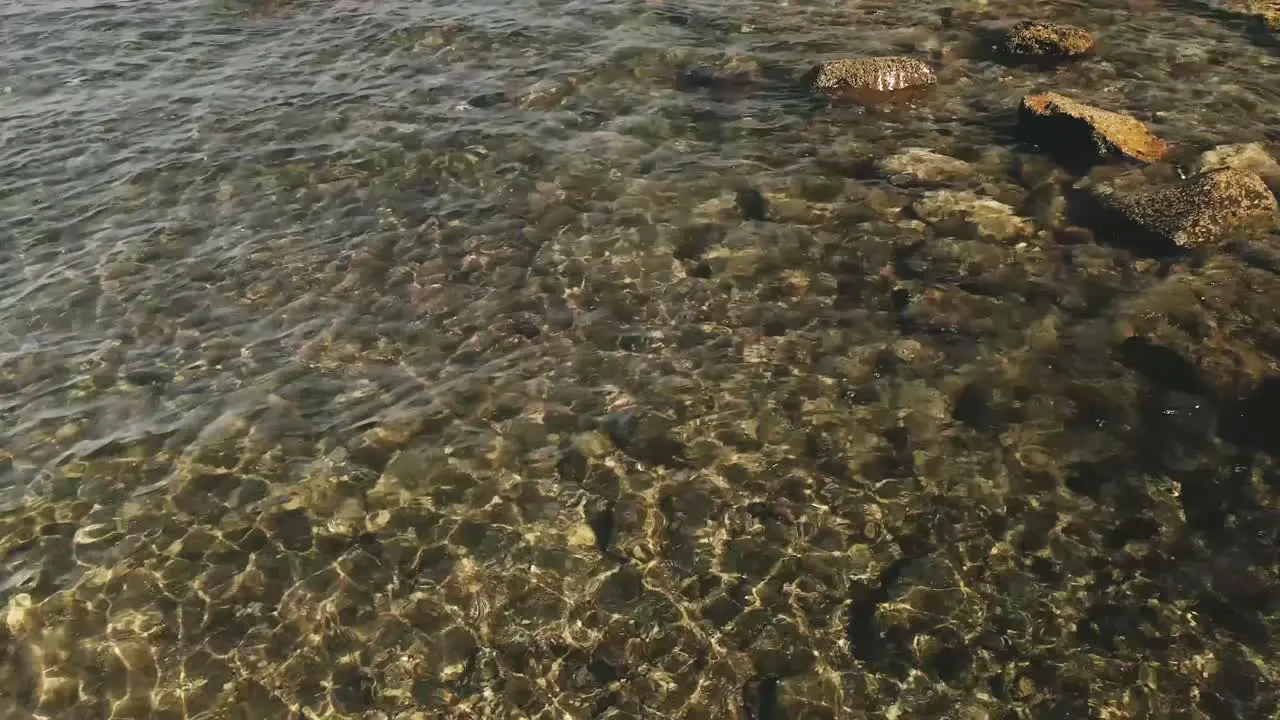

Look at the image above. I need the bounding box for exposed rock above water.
[999,20,1096,60]
[1091,168,1278,251]
[809,57,936,100]
[1017,92,1169,166]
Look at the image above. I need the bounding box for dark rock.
[466,92,508,108]
[1220,375,1280,454]
[1115,335,1210,397]
[1017,92,1168,166]
[557,446,589,484]
[735,188,768,221]
[741,676,779,720]
[673,62,761,97]
[671,223,725,261]
[599,409,689,468]
[1110,254,1280,414]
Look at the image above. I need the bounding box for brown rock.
[809,57,936,95]
[1017,92,1168,165]
[1000,20,1096,58]
[1098,168,1278,249]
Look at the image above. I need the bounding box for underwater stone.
[1223,376,1280,454]
[599,410,689,468]
[809,57,936,94]
[1097,168,1278,249]
[999,20,1096,59]
[875,148,975,185]
[911,190,1033,242]
[1192,142,1280,198]
[1017,92,1168,165]
[1204,0,1280,30]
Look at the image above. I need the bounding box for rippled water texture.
[2,0,1279,717]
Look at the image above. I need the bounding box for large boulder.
[1091,168,1278,251]
[1017,92,1168,165]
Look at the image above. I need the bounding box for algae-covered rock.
[809,57,936,97]
[1095,168,1277,250]
[1017,92,1168,165]
[1000,20,1096,59]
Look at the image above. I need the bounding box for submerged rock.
[1192,142,1280,197]
[672,56,764,96]
[1095,168,1278,250]
[1203,0,1280,30]
[912,190,1033,242]
[875,148,975,184]
[1017,92,1168,165]
[1111,253,1280,416]
[809,57,936,96]
[999,20,1096,59]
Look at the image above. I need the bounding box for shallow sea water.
[1,0,1279,717]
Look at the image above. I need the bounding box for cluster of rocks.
[808,20,1098,102]
[806,19,1278,255]
[797,15,1280,479]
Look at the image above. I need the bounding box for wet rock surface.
[1018,92,1169,166]
[809,56,936,99]
[1093,167,1278,251]
[998,20,1096,60]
